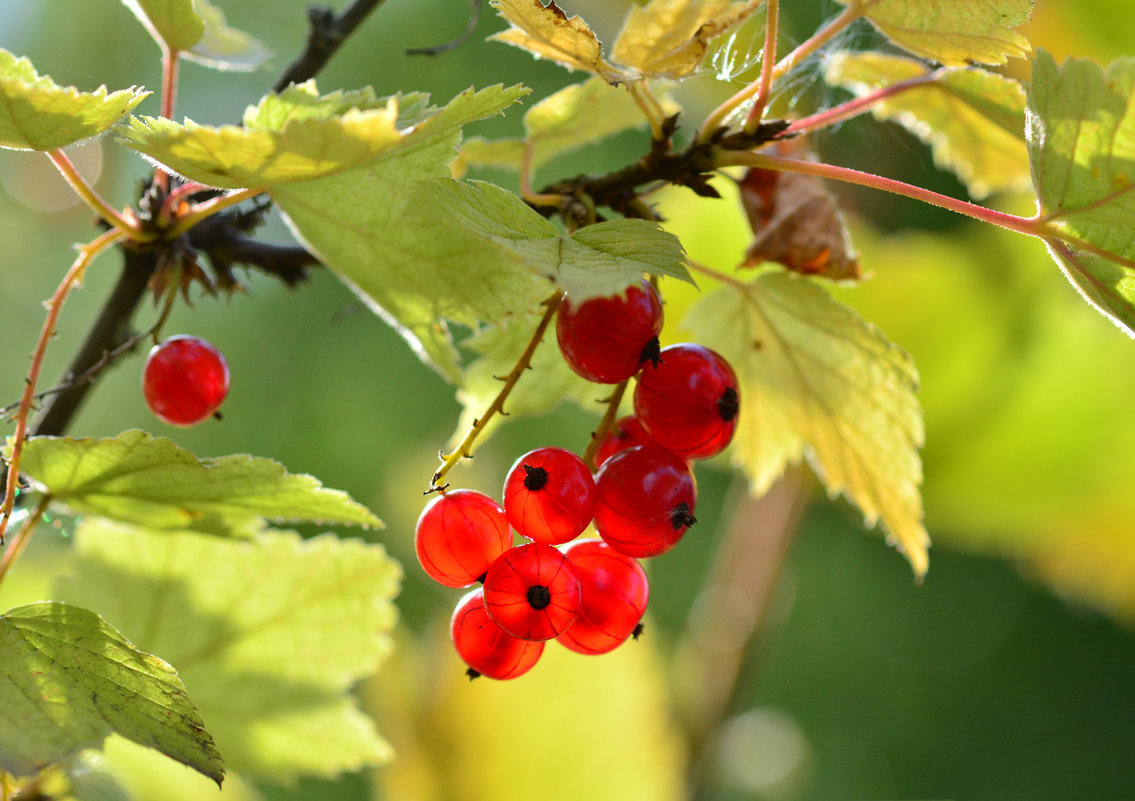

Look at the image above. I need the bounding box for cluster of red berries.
[142,335,230,426]
[416,279,740,679]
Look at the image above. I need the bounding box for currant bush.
[450,588,545,680]
[142,335,230,427]
[415,490,512,588]
[555,279,664,384]
[557,539,649,656]
[482,542,583,641]
[503,447,596,544]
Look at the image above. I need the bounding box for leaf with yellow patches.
[488,0,628,83]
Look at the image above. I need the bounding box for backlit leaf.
[687,272,928,577]
[185,0,272,71]
[824,51,1030,199]
[0,602,222,784]
[0,49,148,151]
[610,0,764,80]
[56,522,401,780]
[842,0,1033,66]
[1028,51,1135,335]
[13,429,381,535]
[120,0,206,53]
[489,0,629,84]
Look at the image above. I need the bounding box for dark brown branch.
[273,0,391,92]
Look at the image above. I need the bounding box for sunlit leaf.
[687,272,928,577]
[489,0,629,84]
[56,522,401,781]
[0,49,147,151]
[610,0,764,80]
[842,0,1033,66]
[120,0,206,53]
[0,602,222,784]
[13,429,381,536]
[185,0,272,71]
[824,51,1030,199]
[1028,51,1135,335]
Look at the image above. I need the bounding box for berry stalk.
[582,379,630,471]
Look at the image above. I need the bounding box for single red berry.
[556,279,664,384]
[595,414,656,467]
[415,490,512,588]
[593,444,697,558]
[451,588,545,680]
[503,447,596,544]
[557,539,649,655]
[142,335,230,426]
[634,343,739,460]
[483,543,582,641]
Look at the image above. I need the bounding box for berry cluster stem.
[429,291,565,491]
[582,379,629,471]
[0,229,123,544]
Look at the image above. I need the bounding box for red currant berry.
[503,447,596,544]
[558,539,649,655]
[451,588,545,680]
[595,414,656,467]
[634,343,739,460]
[142,335,230,426]
[593,444,697,558]
[415,490,512,588]
[483,543,582,641]
[556,279,664,384]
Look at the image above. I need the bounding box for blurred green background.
[2,1,1134,799]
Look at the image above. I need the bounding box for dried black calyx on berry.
[717,387,739,422]
[522,463,549,491]
[671,502,697,530]
[465,667,481,680]
[632,622,645,640]
[526,584,552,610]
[638,336,662,370]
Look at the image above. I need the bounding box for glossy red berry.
[634,343,739,460]
[415,490,512,588]
[593,444,697,558]
[558,539,649,655]
[556,279,664,384]
[503,447,596,544]
[450,588,545,680]
[483,543,582,641]
[142,335,230,426]
[595,414,656,467]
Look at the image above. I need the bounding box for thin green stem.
[581,379,629,471]
[782,72,937,137]
[717,150,1043,237]
[0,229,124,544]
[0,496,49,591]
[46,150,148,241]
[742,0,779,133]
[771,2,859,80]
[629,82,665,142]
[429,292,565,491]
[166,188,264,240]
[156,47,181,194]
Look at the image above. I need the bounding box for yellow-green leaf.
[120,0,206,52]
[0,49,148,151]
[489,0,629,84]
[843,0,1034,66]
[610,0,764,80]
[824,51,1030,199]
[687,272,928,577]
[57,522,401,781]
[184,0,272,71]
[0,602,223,785]
[1029,51,1135,334]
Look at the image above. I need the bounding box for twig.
[273,0,392,92]
[0,496,49,590]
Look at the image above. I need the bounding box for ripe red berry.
[593,444,697,558]
[483,543,582,641]
[415,490,512,588]
[142,335,230,426]
[594,414,656,467]
[451,588,545,680]
[503,447,596,544]
[556,279,664,384]
[634,343,739,460]
[557,539,649,655]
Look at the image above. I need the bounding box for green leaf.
[56,522,401,781]
[610,0,764,80]
[488,0,629,84]
[117,81,406,188]
[0,601,223,784]
[687,272,928,577]
[12,429,381,536]
[183,0,272,71]
[1028,51,1135,335]
[0,49,148,151]
[120,0,206,53]
[841,0,1033,66]
[823,52,1030,199]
